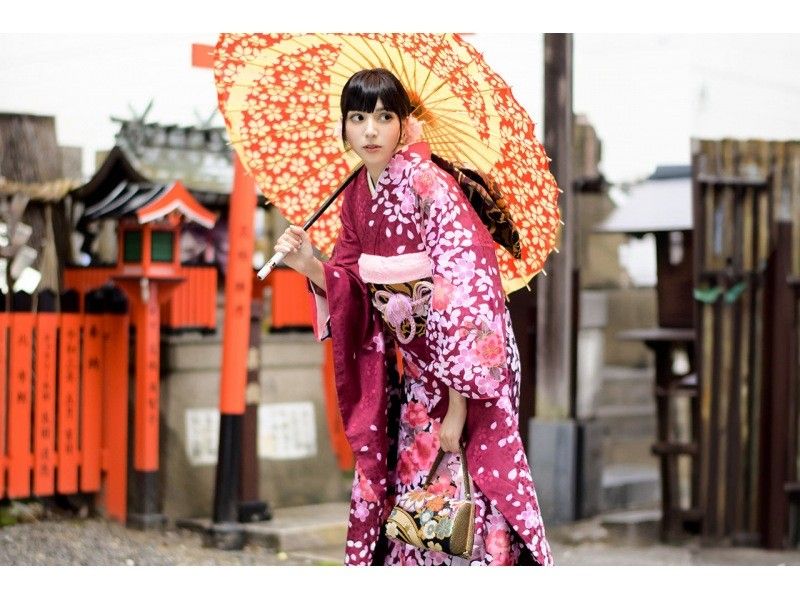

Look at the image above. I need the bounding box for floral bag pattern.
[386,448,475,559]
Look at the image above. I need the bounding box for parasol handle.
[256,164,364,280]
[256,250,288,279]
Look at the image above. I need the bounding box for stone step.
[595,403,656,425]
[602,464,660,512]
[600,508,662,545]
[595,402,658,467]
[602,436,659,468]
[176,501,349,557]
[596,366,654,408]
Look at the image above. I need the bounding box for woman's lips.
[364,145,381,152]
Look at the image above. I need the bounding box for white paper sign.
[258,402,317,460]
[184,408,220,466]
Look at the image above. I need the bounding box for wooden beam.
[537,33,575,419]
[191,44,215,69]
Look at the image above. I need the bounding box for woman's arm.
[439,387,467,453]
[301,256,326,292]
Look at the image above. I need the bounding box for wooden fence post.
[57,290,82,494]
[101,286,130,523]
[760,221,794,548]
[8,291,34,498]
[33,290,58,496]
[0,292,7,498]
[81,289,105,492]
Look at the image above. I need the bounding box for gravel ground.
[3,500,800,566]
[0,504,323,566]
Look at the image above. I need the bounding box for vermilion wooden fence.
[63,265,217,332]
[0,288,130,523]
[262,267,314,329]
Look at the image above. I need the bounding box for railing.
[64,265,217,331]
[693,138,800,548]
[0,288,129,523]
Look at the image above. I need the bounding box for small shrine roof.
[83,180,216,229]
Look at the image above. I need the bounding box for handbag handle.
[423,446,473,502]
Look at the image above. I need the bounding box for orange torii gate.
[192,43,271,548]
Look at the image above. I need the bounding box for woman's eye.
[349,113,363,122]
[380,112,394,121]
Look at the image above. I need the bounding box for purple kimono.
[307,141,553,566]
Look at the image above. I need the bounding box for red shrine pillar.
[193,43,271,547]
[208,154,259,548]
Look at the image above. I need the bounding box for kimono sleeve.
[305,193,363,342]
[412,161,511,402]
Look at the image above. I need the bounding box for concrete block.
[577,329,604,418]
[576,419,604,519]
[579,290,608,329]
[528,419,577,526]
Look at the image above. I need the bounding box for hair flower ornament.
[404,115,424,144]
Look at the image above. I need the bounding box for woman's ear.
[399,117,411,145]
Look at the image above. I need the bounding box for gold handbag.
[385,447,475,559]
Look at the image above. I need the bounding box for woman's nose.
[364,117,377,135]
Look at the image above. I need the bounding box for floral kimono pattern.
[307,141,553,566]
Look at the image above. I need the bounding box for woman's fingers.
[439,434,457,453]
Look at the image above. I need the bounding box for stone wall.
[158,331,351,520]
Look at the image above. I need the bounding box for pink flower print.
[475,332,505,368]
[453,345,481,376]
[476,374,500,396]
[430,182,448,208]
[427,474,456,498]
[357,472,377,502]
[389,155,410,179]
[452,254,476,282]
[397,449,417,485]
[449,283,471,308]
[425,550,449,565]
[486,512,507,529]
[403,401,430,428]
[486,528,512,565]
[411,431,439,469]
[496,394,513,416]
[488,314,505,336]
[354,500,370,522]
[516,503,538,529]
[399,188,416,214]
[411,167,438,199]
[411,383,429,406]
[432,275,456,311]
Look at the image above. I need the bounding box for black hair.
[339,68,412,145]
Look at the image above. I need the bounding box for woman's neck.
[366,165,384,185]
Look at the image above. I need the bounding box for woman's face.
[344,99,403,174]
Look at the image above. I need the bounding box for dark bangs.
[340,68,412,121]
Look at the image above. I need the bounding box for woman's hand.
[274,225,314,275]
[439,388,467,453]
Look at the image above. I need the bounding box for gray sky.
[2,33,800,184]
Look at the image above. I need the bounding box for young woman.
[274,68,553,566]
